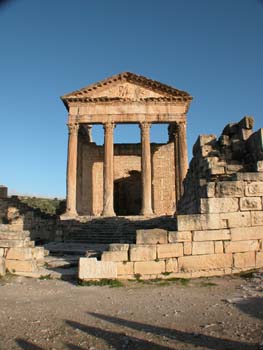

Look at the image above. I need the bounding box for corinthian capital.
[103,122,115,132]
[67,123,79,135]
[139,122,151,133]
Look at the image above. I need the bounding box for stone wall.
[77,141,175,216]
[78,117,263,281]
[0,224,45,277]
[0,196,57,243]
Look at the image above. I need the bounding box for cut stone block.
[134,261,165,275]
[240,197,262,211]
[220,212,251,228]
[165,258,178,273]
[234,252,255,268]
[78,258,117,280]
[216,181,244,197]
[178,254,232,272]
[6,260,38,273]
[0,257,5,276]
[200,198,239,214]
[193,229,230,242]
[33,247,45,261]
[0,240,28,248]
[192,241,214,255]
[177,214,221,231]
[209,166,225,175]
[101,251,128,262]
[136,229,167,244]
[256,252,263,267]
[183,242,192,255]
[0,231,30,240]
[117,262,134,275]
[109,244,129,252]
[200,182,215,198]
[168,231,192,243]
[157,243,183,259]
[235,173,263,181]
[224,240,259,253]
[129,245,156,262]
[0,248,4,257]
[6,248,34,261]
[231,226,263,241]
[245,182,263,197]
[251,211,263,226]
[214,241,224,254]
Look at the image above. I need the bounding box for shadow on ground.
[16,309,259,350]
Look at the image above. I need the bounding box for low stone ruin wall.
[0,194,57,243]
[0,224,45,277]
[79,116,263,281]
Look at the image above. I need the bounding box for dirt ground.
[0,271,262,350]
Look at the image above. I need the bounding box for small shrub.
[78,279,123,288]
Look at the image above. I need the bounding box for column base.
[62,209,78,218]
[140,209,154,216]
[101,209,116,217]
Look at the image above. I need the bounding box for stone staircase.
[59,216,177,244]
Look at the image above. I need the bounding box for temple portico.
[62,72,192,217]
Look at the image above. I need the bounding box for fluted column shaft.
[140,122,153,215]
[102,122,116,216]
[177,121,188,197]
[66,123,79,216]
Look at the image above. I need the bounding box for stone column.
[177,121,188,197]
[140,122,153,215]
[102,122,116,216]
[66,122,79,216]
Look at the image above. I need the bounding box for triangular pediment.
[61,72,192,107]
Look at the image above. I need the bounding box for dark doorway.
[114,171,141,216]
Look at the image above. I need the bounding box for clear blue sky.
[0,0,263,198]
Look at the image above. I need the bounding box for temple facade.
[61,72,192,217]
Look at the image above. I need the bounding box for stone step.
[14,267,77,280]
[45,255,79,268]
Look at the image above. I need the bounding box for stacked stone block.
[78,116,263,281]
[0,224,45,276]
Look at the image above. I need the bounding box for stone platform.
[57,215,177,244]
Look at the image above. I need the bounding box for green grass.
[78,279,124,288]
[200,281,217,287]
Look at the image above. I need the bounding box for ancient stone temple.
[61,72,192,217]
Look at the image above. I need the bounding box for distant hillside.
[18,196,66,216]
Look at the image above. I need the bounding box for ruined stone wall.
[78,117,263,281]
[0,196,57,243]
[0,224,45,277]
[78,141,175,216]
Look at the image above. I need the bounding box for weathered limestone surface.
[101,251,128,262]
[78,117,263,281]
[134,261,165,275]
[79,258,117,280]
[129,245,156,261]
[193,229,230,242]
[157,243,183,259]
[234,252,256,268]
[136,229,167,244]
[178,254,232,272]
